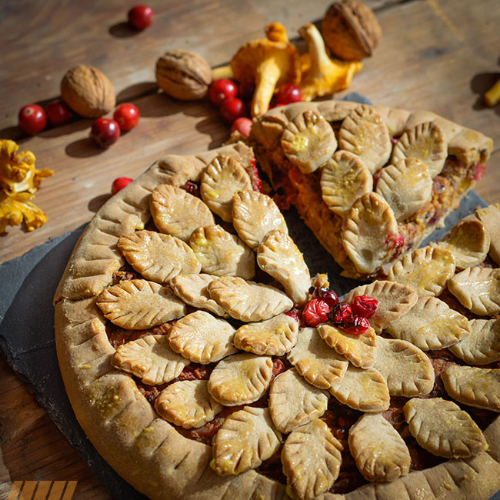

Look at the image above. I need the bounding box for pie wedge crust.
[54,133,500,500]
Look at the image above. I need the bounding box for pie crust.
[54,138,500,500]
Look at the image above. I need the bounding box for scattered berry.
[231,117,252,137]
[474,164,486,181]
[302,298,331,327]
[114,103,140,131]
[272,359,286,379]
[128,5,154,30]
[180,181,200,197]
[284,308,300,322]
[351,295,378,319]
[112,177,133,195]
[46,100,73,127]
[390,136,399,146]
[208,79,237,106]
[18,104,47,135]
[276,83,302,105]
[314,287,339,308]
[220,98,246,124]
[248,157,263,192]
[91,118,121,148]
[329,302,353,325]
[341,316,370,335]
[238,82,255,103]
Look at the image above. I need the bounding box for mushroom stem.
[212,65,234,81]
[299,23,331,74]
[485,77,500,107]
[252,59,282,117]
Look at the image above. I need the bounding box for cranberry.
[473,164,486,181]
[208,79,238,106]
[276,83,302,105]
[328,302,353,325]
[248,157,262,192]
[46,100,73,127]
[112,177,133,195]
[351,295,378,319]
[18,104,47,135]
[341,316,371,335]
[238,82,255,103]
[128,5,154,30]
[90,118,121,148]
[315,287,339,308]
[220,98,246,124]
[302,298,331,327]
[231,117,252,137]
[390,136,398,146]
[272,359,286,379]
[113,103,140,131]
[284,308,300,322]
[180,181,200,197]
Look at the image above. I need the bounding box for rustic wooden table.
[1,0,499,498]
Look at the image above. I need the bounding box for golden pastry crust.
[269,368,328,434]
[348,413,410,482]
[476,204,500,265]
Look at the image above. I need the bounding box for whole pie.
[54,104,500,500]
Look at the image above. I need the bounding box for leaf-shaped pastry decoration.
[404,397,488,458]
[257,230,311,306]
[211,407,281,476]
[170,273,228,317]
[287,327,349,389]
[155,380,223,429]
[233,313,299,356]
[448,266,500,315]
[96,279,186,330]
[385,296,470,351]
[200,154,252,222]
[476,204,500,265]
[320,150,373,218]
[150,184,215,241]
[442,364,500,412]
[449,318,500,365]
[329,365,390,412]
[118,230,201,284]
[207,276,293,322]
[281,110,337,174]
[168,311,237,364]
[269,368,329,434]
[432,219,490,269]
[345,280,418,333]
[387,246,456,297]
[374,337,434,397]
[189,225,255,279]
[232,190,288,249]
[375,158,433,222]
[207,353,273,406]
[338,104,392,174]
[282,419,343,500]
[391,121,447,178]
[317,323,376,369]
[348,413,410,482]
[342,193,398,275]
[111,335,189,385]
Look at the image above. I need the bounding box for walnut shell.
[60,65,116,118]
[156,49,213,101]
[321,0,382,61]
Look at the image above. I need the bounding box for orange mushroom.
[231,22,301,117]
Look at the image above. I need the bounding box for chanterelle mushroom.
[298,23,363,101]
[231,22,300,117]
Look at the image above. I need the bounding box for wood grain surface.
[1,0,499,498]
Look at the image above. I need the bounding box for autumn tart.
[249,100,493,279]
[54,143,500,500]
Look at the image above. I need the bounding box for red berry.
[328,302,353,325]
[112,177,133,195]
[231,117,252,137]
[248,159,263,192]
[341,316,370,335]
[180,181,200,197]
[473,164,486,181]
[315,287,339,308]
[238,82,255,103]
[302,298,331,327]
[390,136,398,146]
[276,83,302,105]
[351,295,378,318]
[209,79,238,106]
[46,100,73,127]
[220,98,246,124]
[114,103,140,131]
[272,359,286,379]
[90,118,121,148]
[284,308,300,322]
[128,5,154,30]
[18,104,47,135]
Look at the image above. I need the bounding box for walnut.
[321,0,382,61]
[156,49,213,101]
[60,65,116,118]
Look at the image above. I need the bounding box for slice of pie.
[250,100,493,279]
[54,142,500,500]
